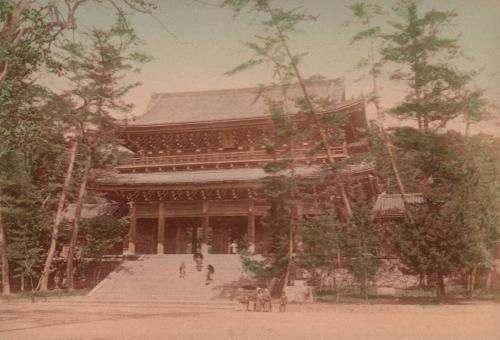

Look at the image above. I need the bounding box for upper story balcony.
[116,144,348,173]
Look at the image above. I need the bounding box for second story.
[116,78,368,174]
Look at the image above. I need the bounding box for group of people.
[178,253,288,312]
[178,253,215,285]
[246,288,287,312]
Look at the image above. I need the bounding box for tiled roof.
[373,193,425,217]
[129,79,345,126]
[62,203,120,221]
[94,167,320,187]
[342,162,375,175]
[93,162,375,187]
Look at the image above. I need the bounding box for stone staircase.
[87,254,246,304]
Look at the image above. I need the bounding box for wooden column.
[175,224,181,254]
[248,200,255,254]
[128,202,137,255]
[191,226,197,253]
[201,201,209,255]
[157,202,165,254]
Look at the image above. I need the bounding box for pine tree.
[59,17,150,290]
[389,128,497,297]
[343,196,380,298]
[1,0,155,293]
[347,2,411,215]
[391,204,482,298]
[299,209,345,301]
[222,0,374,293]
[223,0,353,217]
[380,0,483,130]
[0,1,66,295]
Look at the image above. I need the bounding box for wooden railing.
[117,145,347,170]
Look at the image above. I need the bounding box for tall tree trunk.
[336,246,342,302]
[368,35,411,217]
[469,266,478,297]
[66,148,91,291]
[282,123,298,293]
[436,272,445,298]
[263,1,352,218]
[363,269,368,300]
[466,269,471,293]
[38,137,79,292]
[282,210,295,291]
[0,2,28,84]
[380,130,412,218]
[0,210,11,295]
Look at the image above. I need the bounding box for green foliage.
[392,128,466,188]
[80,215,128,257]
[391,204,483,280]
[59,15,151,169]
[223,1,360,287]
[299,210,344,268]
[379,0,484,128]
[0,1,153,292]
[240,255,275,281]
[0,150,60,290]
[388,128,500,296]
[344,198,380,295]
[346,1,385,109]
[8,225,45,287]
[299,198,380,297]
[60,15,150,122]
[224,0,315,83]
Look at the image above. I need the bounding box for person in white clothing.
[229,241,238,254]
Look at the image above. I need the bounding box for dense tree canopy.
[0,0,153,294]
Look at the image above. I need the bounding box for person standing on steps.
[206,264,215,285]
[229,240,238,254]
[193,252,203,272]
[179,261,186,278]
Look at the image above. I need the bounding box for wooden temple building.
[93,78,380,256]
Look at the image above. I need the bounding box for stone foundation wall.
[312,259,419,290]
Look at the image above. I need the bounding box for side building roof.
[62,203,126,221]
[128,78,346,126]
[373,193,425,219]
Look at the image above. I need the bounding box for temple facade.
[93,79,379,255]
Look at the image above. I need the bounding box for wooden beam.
[128,202,137,254]
[157,202,165,254]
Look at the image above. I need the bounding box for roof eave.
[120,98,365,132]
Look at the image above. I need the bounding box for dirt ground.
[0,299,499,340]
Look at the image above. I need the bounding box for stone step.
[55,299,238,310]
[89,254,247,302]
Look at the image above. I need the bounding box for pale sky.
[72,0,500,134]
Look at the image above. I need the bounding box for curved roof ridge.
[130,78,347,126]
[148,78,344,99]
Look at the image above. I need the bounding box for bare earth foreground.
[0,299,499,340]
